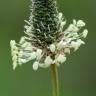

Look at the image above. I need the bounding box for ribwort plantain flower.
[10,0,88,71]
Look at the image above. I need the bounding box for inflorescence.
[10,0,88,70]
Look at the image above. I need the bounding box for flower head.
[10,0,88,70]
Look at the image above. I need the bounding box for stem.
[51,64,59,96]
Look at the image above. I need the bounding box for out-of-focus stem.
[51,64,59,96]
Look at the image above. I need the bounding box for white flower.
[10,40,16,47]
[11,49,18,56]
[77,39,85,45]
[36,49,42,60]
[25,26,32,33]
[18,50,23,57]
[10,40,18,53]
[33,61,39,71]
[59,21,66,32]
[49,44,56,52]
[57,40,64,50]
[64,48,70,54]
[73,19,77,25]
[58,12,63,20]
[30,52,37,60]
[19,37,25,44]
[71,41,79,51]
[18,59,27,64]
[82,29,88,38]
[67,24,79,32]
[19,51,32,59]
[22,42,31,48]
[39,63,49,68]
[10,2,88,71]
[12,55,17,61]
[71,39,85,51]
[44,56,53,66]
[61,21,66,26]
[13,61,18,70]
[56,54,66,64]
[77,20,85,27]
[24,45,33,51]
[67,24,74,32]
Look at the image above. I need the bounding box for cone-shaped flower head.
[10,0,88,70]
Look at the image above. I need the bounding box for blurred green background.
[0,0,96,96]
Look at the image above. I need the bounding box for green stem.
[51,64,59,96]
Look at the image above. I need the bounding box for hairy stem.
[51,64,59,96]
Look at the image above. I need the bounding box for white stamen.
[44,56,53,66]
[64,48,70,54]
[10,40,15,46]
[77,20,85,27]
[82,29,88,38]
[67,24,79,32]
[31,52,37,60]
[58,13,63,20]
[57,40,64,50]
[77,39,85,45]
[71,39,85,51]
[12,55,17,61]
[61,21,66,27]
[56,54,66,64]
[22,42,31,48]
[50,44,56,52]
[13,62,18,70]
[11,49,18,56]
[39,63,49,68]
[70,41,79,51]
[18,59,27,64]
[33,61,39,71]
[19,37,25,44]
[36,49,42,60]
[73,19,77,25]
